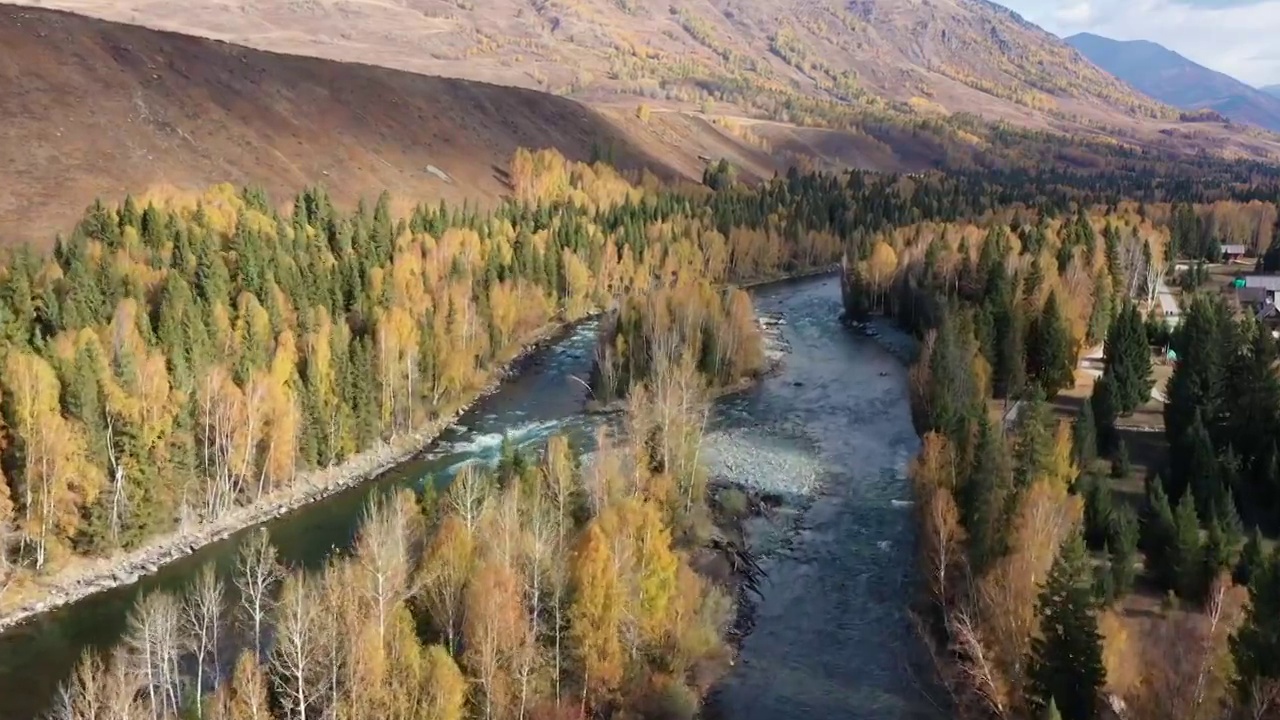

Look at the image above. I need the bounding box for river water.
[0,275,939,720]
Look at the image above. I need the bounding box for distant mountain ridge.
[1066,31,1280,132]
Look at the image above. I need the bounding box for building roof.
[1222,244,1248,255]
[1244,275,1280,291]
[1237,286,1269,305]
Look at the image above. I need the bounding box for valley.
[6,2,1280,720]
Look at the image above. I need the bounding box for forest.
[5,145,1183,593]
[839,193,1280,718]
[7,140,1280,718]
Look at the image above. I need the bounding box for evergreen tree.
[1237,527,1266,587]
[1142,478,1177,590]
[1081,474,1113,550]
[1104,222,1122,286]
[1027,530,1107,720]
[1164,294,1232,447]
[1225,325,1280,510]
[1109,505,1139,597]
[1202,516,1236,598]
[1232,550,1280,708]
[1172,411,1222,519]
[1172,491,1204,600]
[1086,273,1112,348]
[925,315,984,444]
[965,416,1014,574]
[1027,291,1076,397]
[1073,401,1098,468]
[1024,254,1045,301]
[1102,303,1153,415]
[1110,439,1130,480]
[1013,389,1055,490]
[1090,376,1118,455]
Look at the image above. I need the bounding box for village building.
[1221,243,1249,263]
[1243,274,1280,305]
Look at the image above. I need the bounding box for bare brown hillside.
[20,0,1280,170]
[15,0,1168,120]
[2,4,890,247]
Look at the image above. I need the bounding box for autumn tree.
[236,528,282,662]
[417,514,474,653]
[569,522,625,709]
[422,644,468,720]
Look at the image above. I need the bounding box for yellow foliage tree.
[569,522,625,706]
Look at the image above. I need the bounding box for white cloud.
[997,0,1280,86]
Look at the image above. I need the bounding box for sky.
[996,0,1280,87]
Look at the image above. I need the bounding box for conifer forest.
[4,142,1280,720]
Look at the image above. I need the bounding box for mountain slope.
[0,4,836,247]
[15,0,1179,127]
[1066,32,1280,132]
[4,0,1280,251]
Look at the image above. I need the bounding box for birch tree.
[182,565,224,716]
[355,490,416,647]
[235,528,282,661]
[124,591,183,720]
[272,572,323,720]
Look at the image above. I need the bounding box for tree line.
[6,146,1167,597]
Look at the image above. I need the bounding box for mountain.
[1066,32,1280,132]
[4,0,1280,248]
[0,4,838,247]
[19,0,1177,124]
[1263,85,1280,99]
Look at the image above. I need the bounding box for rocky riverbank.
[0,321,577,633]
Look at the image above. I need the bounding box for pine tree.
[1142,478,1177,590]
[1231,550,1280,708]
[1102,303,1153,415]
[1027,291,1076,397]
[1110,438,1130,480]
[1173,411,1222,519]
[1109,505,1139,597]
[1027,530,1107,720]
[965,416,1013,574]
[1202,517,1235,600]
[1225,326,1280,509]
[1164,294,1232,447]
[1081,474,1113,550]
[1172,491,1204,600]
[1073,401,1098,468]
[1090,376,1118,455]
[1086,273,1112,347]
[1013,389,1055,489]
[1237,527,1266,587]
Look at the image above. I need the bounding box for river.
[0,275,939,720]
